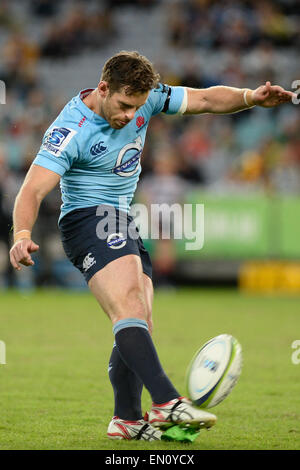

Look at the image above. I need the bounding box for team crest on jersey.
[42,127,77,157]
[136,116,147,132]
[136,116,145,128]
[90,141,108,156]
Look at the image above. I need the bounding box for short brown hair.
[101,50,160,95]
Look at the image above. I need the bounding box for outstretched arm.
[184,81,296,115]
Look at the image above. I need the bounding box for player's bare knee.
[111,285,148,324]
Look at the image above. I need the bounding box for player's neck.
[82,89,104,119]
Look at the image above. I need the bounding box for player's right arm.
[9,164,60,271]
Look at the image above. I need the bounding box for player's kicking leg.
[88,254,217,440]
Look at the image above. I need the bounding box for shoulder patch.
[41,127,77,157]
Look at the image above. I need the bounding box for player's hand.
[252,81,296,107]
[9,239,39,271]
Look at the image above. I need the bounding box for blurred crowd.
[0,0,299,287]
[168,0,300,49]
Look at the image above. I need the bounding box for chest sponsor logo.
[42,127,77,156]
[112,136,143,177]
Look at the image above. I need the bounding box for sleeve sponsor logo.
[42,127,77,156]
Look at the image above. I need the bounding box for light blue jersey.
[33,84,187,221]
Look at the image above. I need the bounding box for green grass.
[0,287,300,450]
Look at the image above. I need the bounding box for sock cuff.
[113,318,148,336]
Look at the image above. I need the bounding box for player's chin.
[112,120,130,129]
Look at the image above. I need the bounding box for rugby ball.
[186,334,242,409]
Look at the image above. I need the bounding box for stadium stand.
[1,0,299,288]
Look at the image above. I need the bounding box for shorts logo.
[42,127,77,156]
[82,252,96,272]
[107,232,127,249]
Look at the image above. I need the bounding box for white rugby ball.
[186,334,242,408]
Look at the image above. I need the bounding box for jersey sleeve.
[147,83,188,116]
[33,125,79,176]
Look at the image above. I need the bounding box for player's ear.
[98,81,109,98]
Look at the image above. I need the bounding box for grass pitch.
[0,287,300,450]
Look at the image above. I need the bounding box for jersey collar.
[76,88,108,124]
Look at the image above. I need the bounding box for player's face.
[100,84,149,129]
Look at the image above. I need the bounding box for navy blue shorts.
[59,205,152,283]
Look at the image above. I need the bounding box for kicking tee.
[33,84,187,221]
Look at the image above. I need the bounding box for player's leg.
[106,261,146,421]
[107,272,153,422]
[105,272,155,439]
[89,254,217,432]
[108,342,143,420]
[143,272,154,335]
[88,254,180,405]
[89,254,175,440]
[139,274,217,430]
[138,273,217,430]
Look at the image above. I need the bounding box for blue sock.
[108,343,143,420]
[113,318,179,404]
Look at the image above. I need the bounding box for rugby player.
[9,51,294,441]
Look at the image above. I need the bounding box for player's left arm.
[184,81,296,115]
